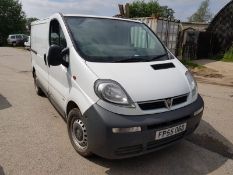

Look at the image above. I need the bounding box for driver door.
[48,19,70,113]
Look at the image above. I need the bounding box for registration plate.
[155,123,187,140]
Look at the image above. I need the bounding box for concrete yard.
[0,47,232,175]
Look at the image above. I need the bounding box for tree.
[188,0,213,22]
[0,0,27,45]
[128,0,174,18]
[160,6,175,19]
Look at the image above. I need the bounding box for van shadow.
[0,165,5,175]
[0,94,12,110]
[88,120,233,175]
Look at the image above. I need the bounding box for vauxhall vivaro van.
[31,13,204,159]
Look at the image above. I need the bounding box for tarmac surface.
[0,47,232,175]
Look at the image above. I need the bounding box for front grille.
[138,94,188,111]
[115,144,143,156]
[114,116,190,157]
[114,133,185,157]
[138,100,166,110]
[173,95,188,105]
[147,132,185,150]
[147,115,190,130]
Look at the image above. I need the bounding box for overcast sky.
[21,0,231,21]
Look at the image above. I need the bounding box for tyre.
[12,42,16,47]
[67,108,92,157]
[33,71,44,96]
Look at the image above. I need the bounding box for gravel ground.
[0,47,232,175]
[193,59,233,87]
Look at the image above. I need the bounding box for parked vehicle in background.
[24,36,31,49]
[7,34,28,47]
[31,13,204,159]
[0,34,4,46]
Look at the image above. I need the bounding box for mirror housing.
[47,45,62,66]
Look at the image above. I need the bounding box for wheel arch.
[66,86,98,117]
[32,67,35,78]
[66,101,79,117]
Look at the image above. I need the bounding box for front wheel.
[67,108,92,157]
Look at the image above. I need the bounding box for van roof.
[9,34,24,36]
[63,14,142,23]
[32,13,142,25]
[8,34,26,37]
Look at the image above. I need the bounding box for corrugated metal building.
[207,0,233,55]
[135,17,180,54]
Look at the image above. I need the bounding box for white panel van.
[31,13,204,159]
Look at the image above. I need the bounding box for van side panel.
[31,21,49,92]
[31,21,49,56]
[31,15,99,116]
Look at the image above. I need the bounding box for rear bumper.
[84,95,204,159]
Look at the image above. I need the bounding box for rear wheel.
[33,71,44,96]
[67,108,92,157]
[12,42,16,47]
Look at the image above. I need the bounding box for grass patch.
[208,54,224,61]
[15,46,25,49]
[181,60,223,79]
[181,60,204,69]
[222,47,233,62]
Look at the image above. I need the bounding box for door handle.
[44,54,47,65]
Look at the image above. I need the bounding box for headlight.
[185,71,197,98]
[94,79,135,107]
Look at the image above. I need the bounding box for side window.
[11,36,15,39]
[16,35,22,39]
[60,27,67,48]
[49,20,67,49]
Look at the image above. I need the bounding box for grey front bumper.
[83,95,204,159]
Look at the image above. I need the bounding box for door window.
[49,19,68,65]
[16,35,22,39]
[49,20,67,49]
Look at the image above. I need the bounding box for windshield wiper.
[147,54,167,62]
[113,54,167,63]
[114,57,149,63]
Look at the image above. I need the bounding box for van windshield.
[65,17,168,62]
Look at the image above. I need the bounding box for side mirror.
[47,45,62,66]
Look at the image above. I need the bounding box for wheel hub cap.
[71,119,88,150]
